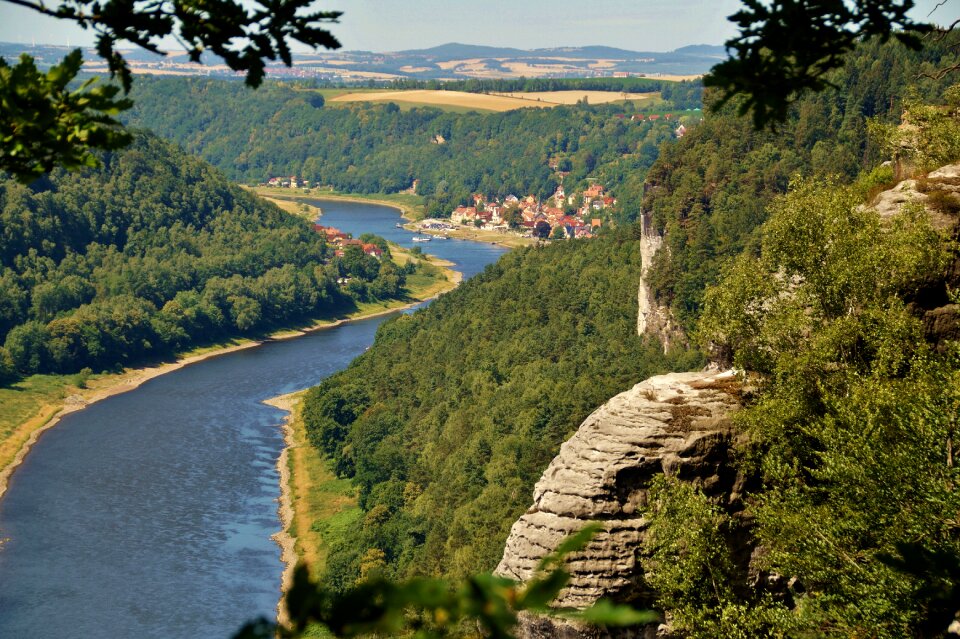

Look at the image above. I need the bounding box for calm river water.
[0,200,507,639]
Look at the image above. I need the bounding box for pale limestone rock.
[495,370,743,637]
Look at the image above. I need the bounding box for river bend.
[0,200,506,639]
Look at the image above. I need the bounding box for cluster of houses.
[616,113,687,138]
[266,176,309,188]
[312,224,384,259]
[449,184,613,239]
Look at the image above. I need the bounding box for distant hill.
[396,42,530,59]
[3,40,723,82]
[672,43,728,57]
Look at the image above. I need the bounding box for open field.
[490,90,655,105]
[329,88,657,112]
[330,89,551,112]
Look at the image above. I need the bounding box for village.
[263,177,619,242]
[436,181,616,240]
[311,224,384,259]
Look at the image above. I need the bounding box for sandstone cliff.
[495,369,744,638]
[636,212,682,350]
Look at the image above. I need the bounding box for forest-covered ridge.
[641,36,960,333]
[289,35,960,632]
[641,132,960,636]
[124,77,694,221]
[299,233,703,591]
[0,133,433,383]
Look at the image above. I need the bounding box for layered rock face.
[495,370,743,638]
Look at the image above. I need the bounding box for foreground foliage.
[1,0,341,182]
[649,175,960,636]
[0,51,131,183]
[706,0,928,127]
[236,526,657,638]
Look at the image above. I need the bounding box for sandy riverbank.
[252,187,422,223]
[262,391,302,628]
[405,221,537,249]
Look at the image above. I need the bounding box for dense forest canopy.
[644,165,960,637]
[642,36,960,332]
[0,134,418,382]
[300,235,702,590]
[124,78,692,219]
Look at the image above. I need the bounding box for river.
[0,200,507,639]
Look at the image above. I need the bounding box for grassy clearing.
[0,374,75,472]
[284,397,360,576]
[259,195,322,221]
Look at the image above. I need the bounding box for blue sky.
[1,0,956,53]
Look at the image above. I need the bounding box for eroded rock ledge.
[495,369,744,638]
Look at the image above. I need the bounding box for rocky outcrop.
[870,163,960,232]
[869,163,960,350]
[495,369,744,638]
[637,212,683,350]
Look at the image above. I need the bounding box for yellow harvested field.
[436,58,484,70]
[329,89,659,112]
[501,61,578,75]
[330,89,554,111]
[492,90,654,105]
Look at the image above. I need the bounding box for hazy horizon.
[1,0,956,56]
[0,38,726,56]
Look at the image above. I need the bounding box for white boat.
[395,223,403,228]
[412,236,432,242]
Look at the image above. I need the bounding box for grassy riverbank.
[0,247,458,500]
[265,391,358,635]
[252,186,427,221]
[254,193,323,221]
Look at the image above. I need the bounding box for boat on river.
[412,236,432,242]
